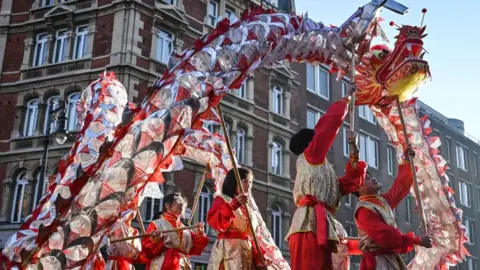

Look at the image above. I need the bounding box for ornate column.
[282,147,290,179]
[84,26,96,59]
[22,38,34,69]
[174,28,185,55]
[43,34,54,65]
[11,105,26,138]
[64,30,74,61]
[0,178,13,222]
[284,80,292,119]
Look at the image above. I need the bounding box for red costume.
[141,212,209,270]
[207,195,265,270]
[354,163,420,270]
[287,99,367,270]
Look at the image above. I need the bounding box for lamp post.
[38,101,68,194]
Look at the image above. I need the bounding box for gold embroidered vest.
[208,195,258,270]
[355,196,407,270]
[286,154,340,242]
[149,217,194,270]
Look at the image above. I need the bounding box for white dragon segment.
[4,1,409,268]
[371,101,468,269]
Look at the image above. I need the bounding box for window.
[24,99,39,137]
[199,186,211,234]
[53,29,68,63]
[207,1,218,26]
[344,224,354,236]
[387,147,394,175]
[74,25,88,59]
[459,181,471,207]
[306,64,329,99]
[236,128,245,164]
[359,134,379,168]
[477,188,480,211]
[271,205,282,248]
[67,93,81,132]
[162,0,176,4]
[40,0,53,7]
[156,30,173,64]
[11,172,28,223]
[33,33,48,67]
[405,196,411,223]
[266,0,278,6]
[271,142,282,175]
[203,122,215,134]
[307,109,320,129]
[237,82,246,99]
[344,194,352,207]
[464,218,475,245]
[342,80,348,97]
[445,138,451,161]
[343,127,350,157]
[225,8,235,19]
[144,184,164,221]
[272,86,283,115]
[473,153,478,177]
[359,106,377,124]
[44,96,60,134]
[467,257,477,270]
[33,170,48,209]
[219,123,230,137]
[456,145,468,171]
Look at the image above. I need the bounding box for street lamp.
[38,101,68,192]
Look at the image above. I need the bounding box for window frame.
[53,29,68,64]
[41,0,54,7]
[458,181,472,207]
[161,0,176,5]
[237,81,247,99]
[144,184,165,222]
[156,29,174,64]
[445,137,452,161]
[306,64,330,100]
[359,105,377,124]
[387,147,394,175]
[272,85,283,115]
[359,133,379,169]
[306,108,321,129]
[271,141,283,175]
[73,25,89,60]
[67,93,81,132]
[456,144,468,171]
[235,128,246,164]
[271,205,282,248]
[24,99,40,137]
[44,96,60,134]
[33,33,48,67]
[464,217,475,245]
[32,170,48,210]
[199,186,212,234]
[207,1,219,27]
[473,153,478,177]
[11,172,28,223]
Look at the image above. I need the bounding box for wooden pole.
[110,225,199,243]
[395,96,428,234]
[216,104,265,265]
[136,209,146,234]
[348,46,360,168]
[188,164,210,225]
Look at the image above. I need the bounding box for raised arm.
[304,98,349,165]
[382,163,414,209]
[355,208,419,253]
[338,160,367,195]
[207,196,239,232]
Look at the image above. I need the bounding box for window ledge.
[22,58,91,80]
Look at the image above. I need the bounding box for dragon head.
[355,22,431,106]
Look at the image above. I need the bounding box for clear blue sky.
[295,0,480,141]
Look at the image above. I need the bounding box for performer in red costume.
[207,168,268,270]
[286,84,368,270]
[353,149,433,269]
[141,192,209,270]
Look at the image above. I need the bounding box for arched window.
[271,204,282,248]
[271,141,282,175]
[32,169,48,209]
[144,184,165,221]
[24,99,39,137]
[236,128,246,164]
[67,93,81,132]
[199,186,212,234]
[44,96,60,134]
[11,171,29,223]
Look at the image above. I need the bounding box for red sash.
[217,231,250,240]
[298,195,335,247]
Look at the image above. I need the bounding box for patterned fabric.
[332,219,350,270]
[286,155,340,242]
[355,196,407,270]
[208,195,259,270]
[149,217,195,270]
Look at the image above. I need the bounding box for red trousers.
[289,232,333,270]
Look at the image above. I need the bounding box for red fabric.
[298,195,334,247]
[289,232,333,270]
[355,164,419,270]
[304,99,349,165]
[346,240,362,255]
[207,196,265,267]
[108,256,133,270]
[141,213,209,270]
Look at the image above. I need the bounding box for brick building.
[0,0,478,269]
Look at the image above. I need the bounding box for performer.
[353,149,433,269]
[141,192,209,270]
[286,85,368,270]
[207,167,268,270]
[333,219,362,270]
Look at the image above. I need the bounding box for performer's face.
[362,174,382,194]
[166,196,187,216]
[238,174,253,194]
